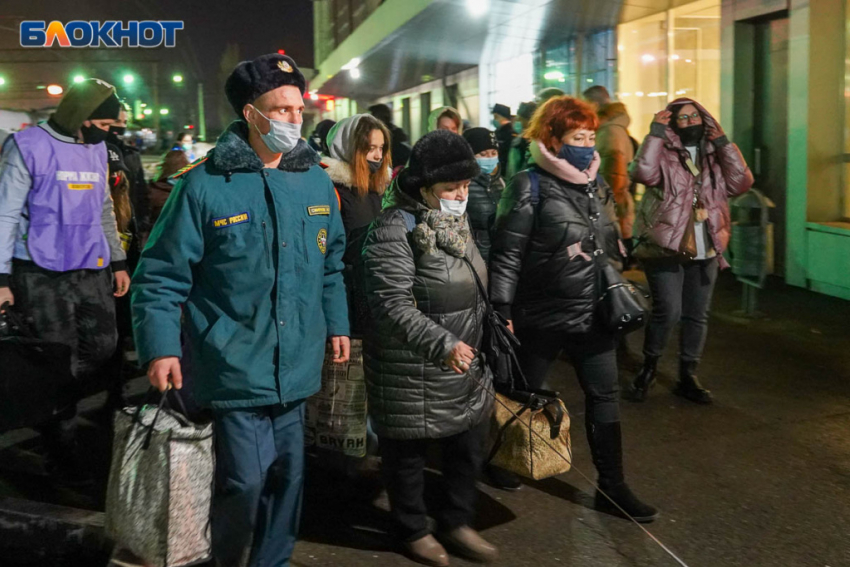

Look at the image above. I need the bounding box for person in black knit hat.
[361,130,498,566]
[463,127,504,263]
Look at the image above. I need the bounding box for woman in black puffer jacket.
[488,96,658,523]
[462,127,504,263]
[363,130,497,566]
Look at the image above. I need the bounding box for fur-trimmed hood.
[322,156,355,188]
[210,120,320,174]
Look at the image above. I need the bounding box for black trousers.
[379,421,488,542]
[10,260,117,380]
[515,327,620,425]
[10,261,117,464]
[642,258,719,363]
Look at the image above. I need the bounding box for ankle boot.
[439,526,498,563]
[626,356,659,402]
[403,534,450,567]
[674,360,713,404]
[588,421,659,523]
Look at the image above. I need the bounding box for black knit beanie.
[89,93,122,120]
[399,130,480,200]
[463,127,499,155]
[225,53,307,118]
[51,78,118,135]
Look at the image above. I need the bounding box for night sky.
[0,0,314,131]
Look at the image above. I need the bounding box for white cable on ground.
[476,376,691,567]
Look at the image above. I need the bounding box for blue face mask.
[558,144,595,171]
[513,122,524,134]
[250,105,302,155]
[476,156,499,175]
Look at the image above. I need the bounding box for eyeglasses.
[676,112,701,124]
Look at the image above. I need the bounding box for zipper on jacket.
[302,219,310,264]
[262,221,272,270]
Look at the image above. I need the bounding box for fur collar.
[322,156,355,188]
[211,120,320,173]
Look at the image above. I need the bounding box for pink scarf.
[529,140,600,185]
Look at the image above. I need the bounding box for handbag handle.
[132,386,192,450]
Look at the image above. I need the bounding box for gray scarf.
[411,210,469,258]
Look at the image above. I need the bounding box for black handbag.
[463,258,528,394]
[597,262,650,335]
[570,179,648,336]
[0,303,74,433]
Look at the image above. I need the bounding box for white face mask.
[250,106,302,155]
[440,198,468,216]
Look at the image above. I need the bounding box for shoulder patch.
[171,157,208,180]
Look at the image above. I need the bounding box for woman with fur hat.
[323,113,392,335]
[362,130,497,566]
[626,100,753,404]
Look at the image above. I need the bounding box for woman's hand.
[506,319,515,334]
[653,110,673,125]
[444,341,476,374]
[705,123,724,141]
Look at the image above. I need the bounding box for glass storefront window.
[617,12,668,139]
[582,30,617,94]
[542,41,577,95]
[618,0,721,141]
[489,53,535,118]
[671,0,721,122]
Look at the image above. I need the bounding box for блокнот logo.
[20,21,184,48]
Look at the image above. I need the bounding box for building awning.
[313,0,624,100]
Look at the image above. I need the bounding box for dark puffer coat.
[489,169,622,334]
[467,171,505,262]
[362,182,493,440]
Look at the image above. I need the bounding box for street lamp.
[0,77,5,87]
[172,74,183,84]
[160,108,169,115]
[123,73,135,85]
[73,75,85,84]
[46,84,64,96]
[143,108,153,115]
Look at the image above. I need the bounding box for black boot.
[674,360,713,404]
[484,464,523,491]
[625,356,659,402]
[588,421,658,523]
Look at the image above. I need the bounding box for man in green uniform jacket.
[131,53,350,567]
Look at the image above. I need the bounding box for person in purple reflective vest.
[0,78,129,484]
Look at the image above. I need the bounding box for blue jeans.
[212,402,305,567]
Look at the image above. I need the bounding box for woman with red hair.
[488,96,658,522]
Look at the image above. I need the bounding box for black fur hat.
[400,130,480,198]
[225,53,307,118]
